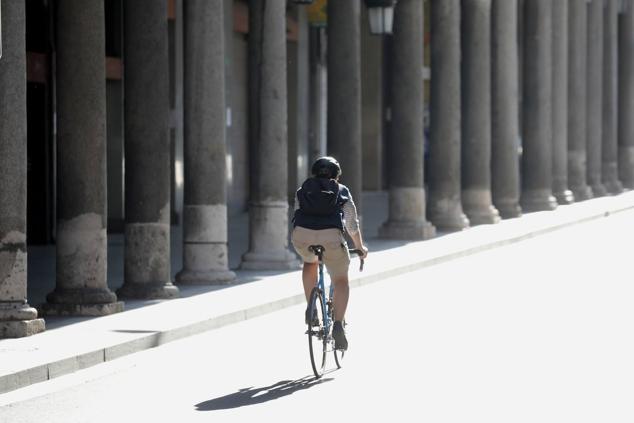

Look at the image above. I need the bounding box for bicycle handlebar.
[348,249,365,272]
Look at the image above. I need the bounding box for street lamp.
[364,0,397,35]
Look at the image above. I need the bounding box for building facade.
[1,0,634,338]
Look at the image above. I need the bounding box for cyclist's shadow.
[195,375,333,411]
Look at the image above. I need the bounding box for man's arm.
[342,197,368,259]
[349,229,368,259]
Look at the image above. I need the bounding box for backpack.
[297,177,341,216]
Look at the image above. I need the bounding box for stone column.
[552,0,575,204]
[491,0,522,218]
[308,27,327,163]
[361,6,385,191]
[295,8,311,185]
[118,0,180,298]
[428,0,470,231]
[43,0,123,316]
[379,0,436,239]
[520,0,557,211]
[176,1,235,284]
[568,0,593,200]
[240,0,298,270]
[603,0,623,193]
[327,0,363,213]
[0,0,45,337]
[460,0,501,224]
[619,0,634,188]
[586,0,607,196]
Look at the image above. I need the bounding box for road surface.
[1,210,633,422]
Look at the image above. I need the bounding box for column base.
[176,269,237,285]
[240,201,301,270]
[622,179,634,190]
[0,319,46,338]
[378,220,436,240]
[493,200,522,219]
[40,302,124,317]
[428,201,470,232]
[602,162,623,195]
[125,222,171,290]
[42,287,124,316]
[462,189,501,225]
[117,282,180,300]
[603,179,623,195]
[464,206,501,225]
[46,287,118,304]
[0,305,46,338]
[520,190,558,212]
[618,146,634,189]
[0,303,38,320]
[240,250,301,270]
[570,185,594,201]
[590,183,607,197]
[553,189,575,205]
[178,241,235,284]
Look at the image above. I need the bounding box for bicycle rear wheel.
[307,287,327,378]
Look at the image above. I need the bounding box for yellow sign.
[308,0,328,26]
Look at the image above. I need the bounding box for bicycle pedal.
[306,329,325,338]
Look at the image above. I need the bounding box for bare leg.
[302,262,318,302]
[331,275,350,322]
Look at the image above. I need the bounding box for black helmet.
[311,156,341,179]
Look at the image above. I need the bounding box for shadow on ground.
[195,375,333,411]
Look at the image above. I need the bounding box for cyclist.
[291,156,368,351]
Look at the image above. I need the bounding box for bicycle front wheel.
[307,287,327,378]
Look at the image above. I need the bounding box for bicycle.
[306,244,364,378]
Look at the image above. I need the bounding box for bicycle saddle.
[308,245,325,256]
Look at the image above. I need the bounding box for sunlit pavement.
[2,191,634,396]
[1,206,633,422]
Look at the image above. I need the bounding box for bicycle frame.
[315,259,334,339]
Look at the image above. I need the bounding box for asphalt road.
[1,210,633,423]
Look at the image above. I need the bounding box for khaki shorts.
[291,227,350,279]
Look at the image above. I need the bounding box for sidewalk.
[2,191,634,395]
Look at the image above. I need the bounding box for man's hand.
[349,231,368,259]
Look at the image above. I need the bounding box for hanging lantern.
[364,0,397,35]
